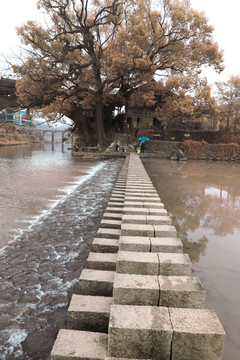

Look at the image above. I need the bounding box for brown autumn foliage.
[216,75,240,133]
[0,124,30,145]
[154,75,219,125]
[13,0,223,146]
[218,143,239,157]
[181,139,208,157]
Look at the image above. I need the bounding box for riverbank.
[0,124,34,146]
[2,124,240,162]
[73,137,240,162]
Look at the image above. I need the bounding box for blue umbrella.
[137,137,150,141]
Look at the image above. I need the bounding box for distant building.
[13,110,32,126]
[0,111,5,123]
[183,116,219,131]
[0,108,14,123]
[125,107,157,129]
[4,108,14,122]
[0,108,32,126]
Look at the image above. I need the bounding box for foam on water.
[0,329,28,359]
[0,157,124,359]
[0,161,105,255]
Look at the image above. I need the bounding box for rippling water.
[0,143,124,359]
[0,143,103,248]
[143,158,240,360]
[2,144,239,359]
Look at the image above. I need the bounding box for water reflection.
[0,142,70,160]
[0,143,99,248]
[143,158,240,360]
[144,159,240,242]
[0,144,41,159]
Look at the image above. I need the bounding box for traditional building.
[125,107,157,129]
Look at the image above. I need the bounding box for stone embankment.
[50,152,226,360]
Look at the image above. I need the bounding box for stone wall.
[145,140,240,161]
[50,153,226,360]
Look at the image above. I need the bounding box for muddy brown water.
[0,143,123,359]
[143,158,240,360]
[1,144,239,359]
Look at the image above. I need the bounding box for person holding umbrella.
[137,137,150,153]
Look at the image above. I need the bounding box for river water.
[0,142,124,359]
[143,158,240,360]
[1,144,239,360]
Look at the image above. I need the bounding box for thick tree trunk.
[70,107,91,144]
[226,117,230,132]
[96,92,105,148]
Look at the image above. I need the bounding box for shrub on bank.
[218,143,238,157]
[181,140,208,158]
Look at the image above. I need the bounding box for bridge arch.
[42,129,72,142]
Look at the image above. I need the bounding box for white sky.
[190,0,240,86]
[0,1,41,51]
[0,0,239,86]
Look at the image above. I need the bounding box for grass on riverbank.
[0,124,34,146]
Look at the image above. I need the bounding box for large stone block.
[169,308,226,360]
[51,329,108,360]
[92,238,119,253]
[123,207,149,215]
[79,269,115,297]
[125,196,161,203]
[148,208,168,216]
[126,182,152,186]
[146,215,172,225]
[158,253,192,276]
[97,228,121,239]
[113,273,159,305]
[108,305,172,360]
[122,214,147,224]
[114,186,126,191]
[121,223,154,237]
[151,237,183,253]
[125,191,158,196]
[111,191,125,196]
[107,202,124,208]
[117,251,159,275]
[100,219,122,229]
[124,201,144,208]
[106,207,124,214]
[125,183,153,188]
[143,202,164,209]
[119,236,150,252]
[68,294,113,333]
[125,188,156,193]
[154,225,177,237]
[124,194,145,199]
[159,275,205,308]
[103,212,122,220]
[109,197,124,203]
[87,252,117,271]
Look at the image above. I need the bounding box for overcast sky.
[0,0,239,86]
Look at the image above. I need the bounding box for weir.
[50,153,225,360]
